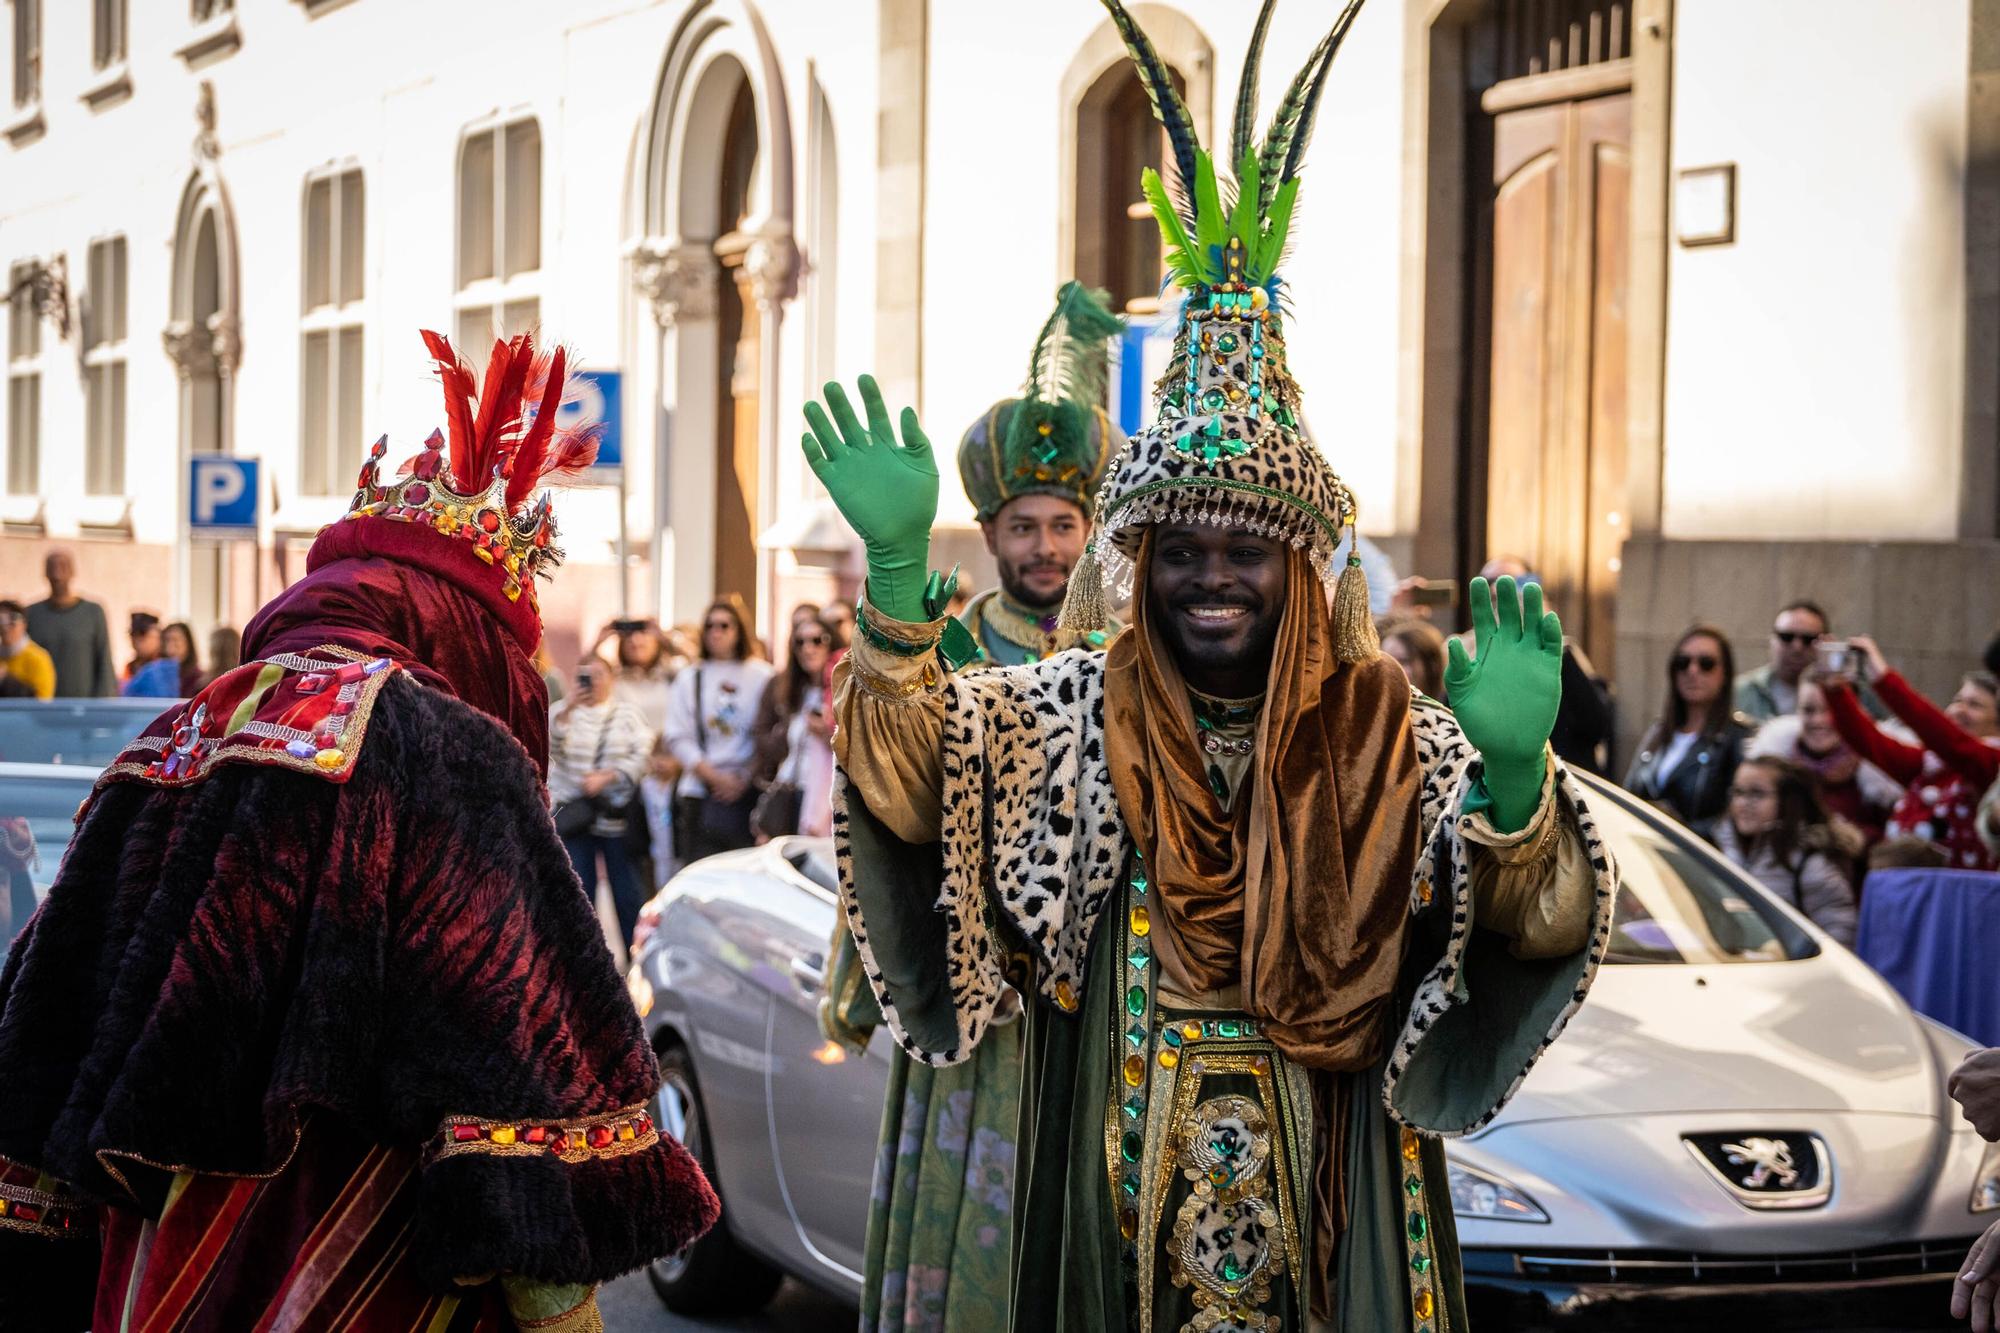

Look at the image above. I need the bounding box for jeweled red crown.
[340,330,597,607]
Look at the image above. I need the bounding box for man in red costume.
[0,332,717,1329]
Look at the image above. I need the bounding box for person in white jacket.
[662,597,772,864]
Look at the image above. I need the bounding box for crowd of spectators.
[1384,560,2000,947]
[545,595,850,949]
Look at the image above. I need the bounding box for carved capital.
[742,232,799,308]
[208,312,241,375]
[631,239,719,330]
[161,321,211,380]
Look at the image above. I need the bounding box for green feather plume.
[1256,27,1336,214]
[1232,0,1281,176]
[1005,283,1126,463]
[1251,176,1300,283]
[1142,167,1208,288]
[1100,0,1201,229]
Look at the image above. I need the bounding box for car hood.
[1484,953,1953,1128]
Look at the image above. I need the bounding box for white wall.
[1662,0,1969,541]
[0,0,1411,636]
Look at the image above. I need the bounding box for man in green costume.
[955,281,1128,667]
[820,282,1128,1331]
[806,4,1618,1328]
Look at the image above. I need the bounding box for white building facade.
[0,0,1992,749]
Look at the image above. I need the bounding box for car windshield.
[0,771,97,944]
[1589,789,1812,964]
[0,700,164,767]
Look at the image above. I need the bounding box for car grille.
[1477,1238,1977,1286]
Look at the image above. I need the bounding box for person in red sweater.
[1824,635,2000,871]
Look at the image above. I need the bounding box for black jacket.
[1624,715,1752,838]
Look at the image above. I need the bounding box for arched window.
[455,116,541,350]
[301,166,364,496]
[1074,63,1176,314]
[6,259,39,495]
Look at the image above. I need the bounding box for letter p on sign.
[188,456,259,535]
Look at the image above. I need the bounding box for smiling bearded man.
[800,4,1620,1330]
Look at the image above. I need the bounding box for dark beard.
[996,558,1066,613]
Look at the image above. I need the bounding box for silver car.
[627,776,1985,1329]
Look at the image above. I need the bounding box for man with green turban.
[954,281,1127,666]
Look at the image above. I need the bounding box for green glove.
[1446,575,1562,833]
[801,375,938,622]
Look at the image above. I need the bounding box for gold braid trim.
[427,1103,659,1166]
[0,1178,93,1241]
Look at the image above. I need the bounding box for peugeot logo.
[1682,1131,1832,1210]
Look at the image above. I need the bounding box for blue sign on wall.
[556,369,623,472]
[188,455,260,536]
[1113,314,1177,437]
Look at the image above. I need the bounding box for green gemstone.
[1201,441,1221,465]
[1404,1175,1422,1197]
[1131,873,1149,894]
[1127,940,1150,969]
[1204,416,1225,437]
[1121,1174,1140,1197]
[1126,1023,1147,1047]
[1126,985,1146,1017]
[1217,332,1240,354]
[1407,1212,1427,1243]
[1086,631,1107,648]
[1033,438,1061,464]
[1411,1254,1432,1275]
[1161,1026,1183,1049]
[1218,1253,1247,1281]
[1217,1019,1241,1039]
[1124,1095,1145,1119]
[1122,1131,1142,1163]
[1251,345,1265,359]
[1201,387,1227,411]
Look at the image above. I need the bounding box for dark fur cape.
[0,673,716,1301]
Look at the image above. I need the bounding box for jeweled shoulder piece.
[91,646,399,803]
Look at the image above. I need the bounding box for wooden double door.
[1476,90,1630,670]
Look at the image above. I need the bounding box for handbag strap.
[692,666,706,753]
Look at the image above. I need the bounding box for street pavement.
[600,1272,853,1331]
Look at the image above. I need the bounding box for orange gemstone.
[1158,1048,1179,1070]
[1056,980,1078,1012]
[1401,1128,1421,1162]
[1119,1207,1139,1241]
[1124,1054,1146,1086]
[1130,905,1151,937]
[1414,1288,1435,1320]
[1181,1022,1203,1042]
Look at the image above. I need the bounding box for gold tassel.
[1332,526,1378,664]
[1058,540,1108,634]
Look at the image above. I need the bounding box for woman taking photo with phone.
[663,597,772,864]
[1823,636,2000,870]
[549,656,654,947]
[1625,624,1751,839]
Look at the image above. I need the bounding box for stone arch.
[163,156,243,629]
[629,0,799,629]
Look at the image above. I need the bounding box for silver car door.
[761,839,891,1286]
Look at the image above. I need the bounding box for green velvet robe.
[828,650,1616,1333]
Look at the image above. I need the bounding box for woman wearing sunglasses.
[1625,623,1751,839]
[749,609,840,839]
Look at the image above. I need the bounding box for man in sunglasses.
[1735,600,1829,723]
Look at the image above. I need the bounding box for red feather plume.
[419,328,599,508]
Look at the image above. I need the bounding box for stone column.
[875,0,928,414]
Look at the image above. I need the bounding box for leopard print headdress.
[1061,0,1376,663]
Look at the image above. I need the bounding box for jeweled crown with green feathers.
[1071,0,1367,613]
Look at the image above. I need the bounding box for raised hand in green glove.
[1446,575,1563,833]
[801,375,938,623]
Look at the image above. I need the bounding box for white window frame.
[10,0,39,109]
[299,163,366,498]
[91,0,125,70]
[453,113,542,349]
[82,235,126,495]
[6,259,42,497]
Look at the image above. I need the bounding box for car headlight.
[1446,1157,1550,1223]
[1972,1141,2000,1213]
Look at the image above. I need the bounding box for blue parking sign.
[188,455,259,536]
[556,370,622,472]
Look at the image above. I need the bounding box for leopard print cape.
[830,650,1619,1136]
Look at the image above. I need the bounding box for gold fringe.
[1058,540,1108,634]
[1332,530,1378,664]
